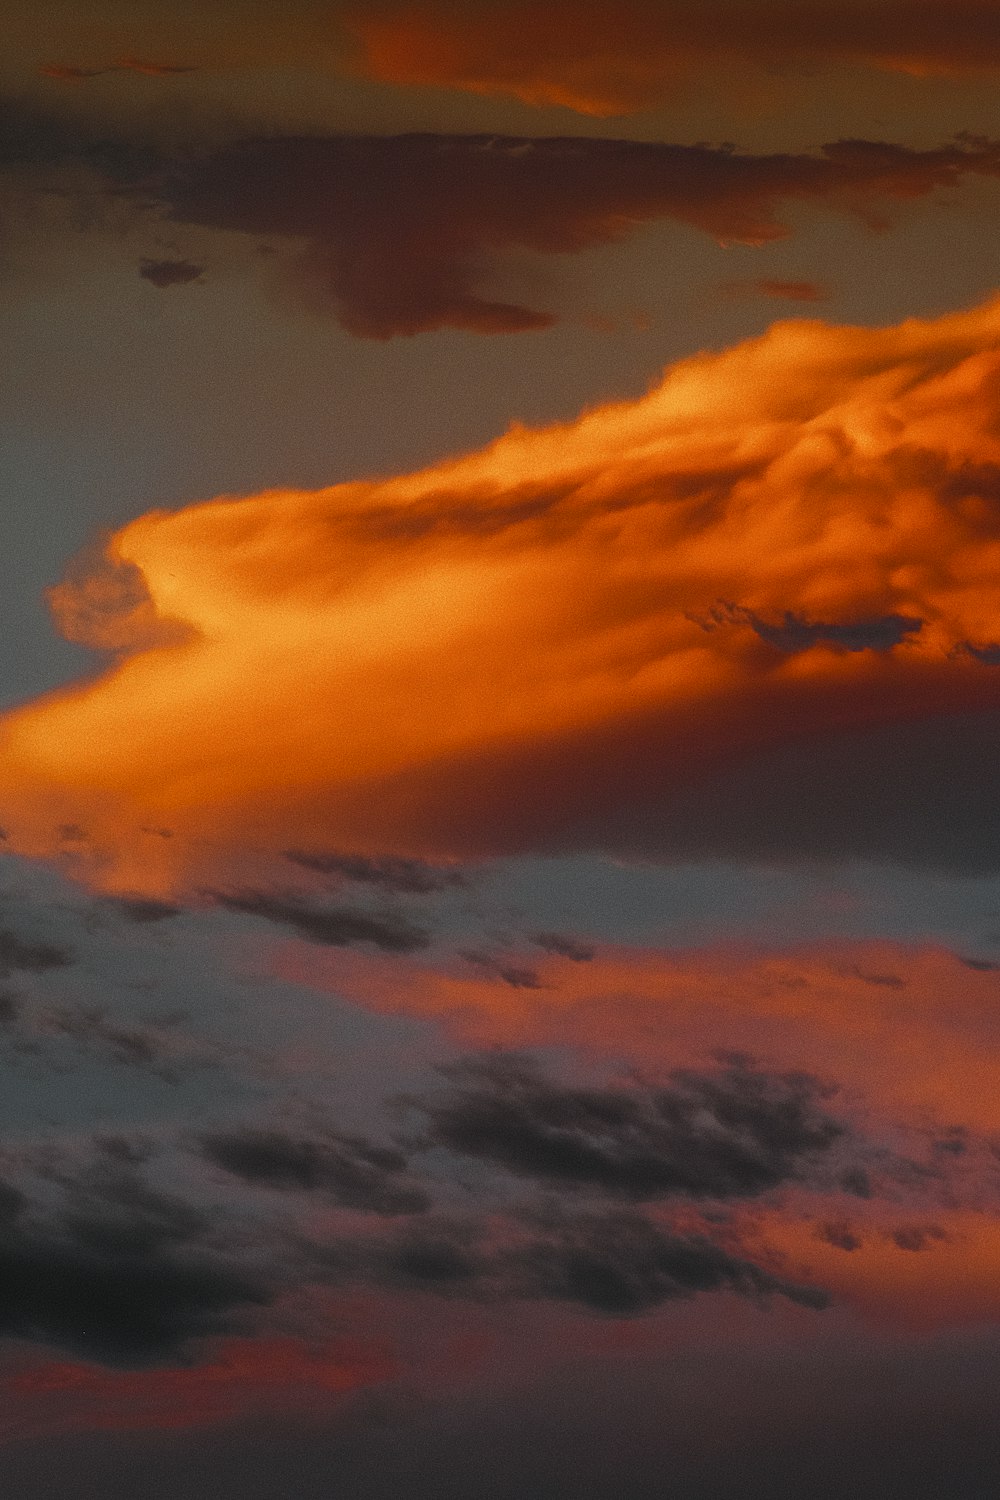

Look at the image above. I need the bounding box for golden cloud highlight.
[6,297,1000,889]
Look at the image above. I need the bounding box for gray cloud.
[0,929,72,975]
[457,950,544,988]
[530,931,595,962]
[411,1053,844,1200]
[700,602,924,654]
[512,1209,828,1314]
[210,889,430,952]
[285,849,465,894]
[197,1124,430,1215]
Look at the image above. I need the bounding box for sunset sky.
[3,4,1000,1495]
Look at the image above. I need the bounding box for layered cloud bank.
[20,0,1000,114]
[6,103,1000,337]
[7,296,1000,887]
[349,0,1000,114]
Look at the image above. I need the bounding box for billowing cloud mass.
[348,0,1000,114]
[8,296,1000,885]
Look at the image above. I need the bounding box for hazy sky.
[2,5,1000,1496]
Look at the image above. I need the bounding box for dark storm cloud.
[209,890,430,952]
[0,1233,263,1366]
[412,1053,843,1200]
[197,1125,430,1215]
[0,1161,267,1365]
[699,602,924,654]
[0,1231,264,1366]
[285,849,465,893]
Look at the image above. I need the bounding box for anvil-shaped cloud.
[5,296,1000,890]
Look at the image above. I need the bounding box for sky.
[2,3,1000,1495]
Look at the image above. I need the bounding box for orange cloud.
[6,297,1000,890]
[347,1,1000,115]
[273,939,1000,1135]
[271,934,1000,1328]
[762,1212,1000,1329]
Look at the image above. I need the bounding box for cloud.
[0,1162,267,1366]
[697,602,925,654]
[112,897,181,923]
[511,1209,829,1314]
[346,0,1000,114]
[209,891,430,953]
[151,131,1000,337]
[33,1004,223,1083]
[9,297,1000,878]
[411,1053,843,1200]
[721,279,832,303]
[39,58,198,82]
[197,1126,430,1214]
[0,930,72,975]
[285,850,464,893]
[138,258,204,289]
[529,932,595,962]
[457,951,544,989]
[953,639,1000,665]
[283,942,1000,1147]
[0,1334,396,1439]
[6,106,1000,337]
[0,1234,265,1366]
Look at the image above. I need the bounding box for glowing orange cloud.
[6,297,1000,891]
[347,1,1000,115]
